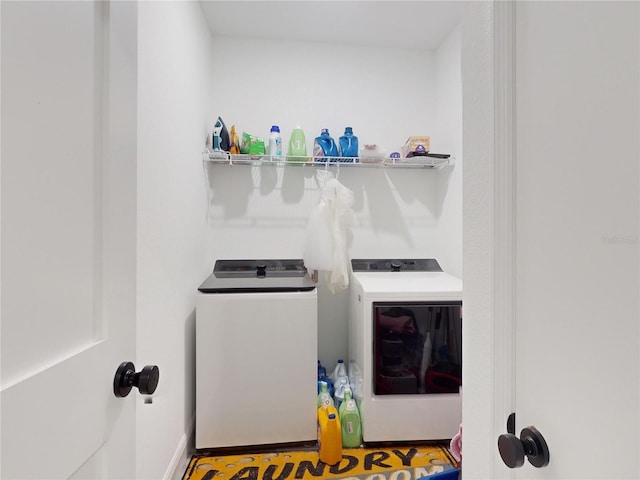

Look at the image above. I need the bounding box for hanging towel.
[303,170,354,294]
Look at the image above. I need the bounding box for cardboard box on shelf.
[401,136,431,157]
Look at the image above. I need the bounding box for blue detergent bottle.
[318,361,334,396]
[339,127,359,161]
[313,129,339,161]
[318,361,327,379]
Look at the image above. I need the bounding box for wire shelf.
[202,148,451,169]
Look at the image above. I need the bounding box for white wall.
[461,2,499,477]
[434,26,463,279]
[137,2,213,479]
[205,36,461,369]
[208,36,436,155]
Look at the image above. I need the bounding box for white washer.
[196,259,317,449]
[348,259,462,442]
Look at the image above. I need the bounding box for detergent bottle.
[318,361,327,380]
[317,381,334,408]
[339,127,359,161]
[329,359,348,384]
[333,376,349,410]
[318,361,334,396]
[288,125,307,162]
[318,377,334,397]
[268,125,282,159]
[339,389,362,448]
[318,405,342,465]
[338,387,352,418]
[313,129,339,161]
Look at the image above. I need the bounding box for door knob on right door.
[113,361,160,398]
[498,425,550,468]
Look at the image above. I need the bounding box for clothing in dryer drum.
[374,302,462,395]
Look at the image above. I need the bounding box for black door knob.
[113,361,159,398]
[498,426,550,468]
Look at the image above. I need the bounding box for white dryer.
[348,259,462,442]
[196,259,317,449]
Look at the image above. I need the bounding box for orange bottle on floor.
[318,406,342,465]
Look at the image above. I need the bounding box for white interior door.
[509,1,639,477]
[1,1,138,478]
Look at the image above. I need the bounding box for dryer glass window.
[372,302,462,395]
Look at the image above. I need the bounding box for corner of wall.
[137,2,213,478]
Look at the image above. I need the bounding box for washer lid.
[198,259,316,293]
[351,259,442,272]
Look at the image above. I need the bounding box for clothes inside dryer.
[374,303,462,396]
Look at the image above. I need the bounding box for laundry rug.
[183,444,457,480]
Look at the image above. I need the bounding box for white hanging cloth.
[303,169,355,294]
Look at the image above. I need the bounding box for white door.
[505,1,639,477]
[1,2,139,478]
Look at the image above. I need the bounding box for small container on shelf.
[387,151,402,164]
[359,144,386,163]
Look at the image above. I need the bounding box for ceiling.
[199,1,463,51]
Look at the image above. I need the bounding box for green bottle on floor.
[339,389,362,448]
[318,381,334,408]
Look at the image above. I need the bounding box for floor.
[182,442,458,480]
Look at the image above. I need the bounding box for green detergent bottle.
[338,387,351,418]
[317,381,334,408]
[339,389,362,448]
[287,125,307,162]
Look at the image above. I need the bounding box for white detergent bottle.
[334,377,349,410]
[348,360,355,384]
[268,125,282,160]
[330,359,347,384]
